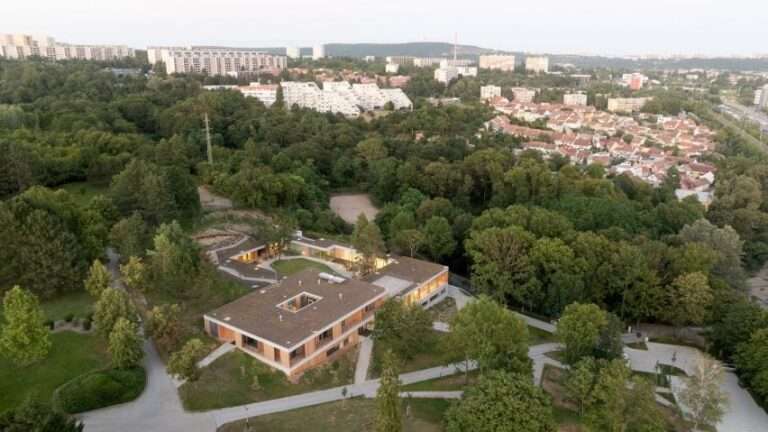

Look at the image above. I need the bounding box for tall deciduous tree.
[679,355,728,430]
[564,357,597,415]
[352,214,385,275]
[735,328,768,402]
[0,286,51,366]
[120,256,146,292]
[556,303,608,365]
[664,272,713,331]
[84,259,111,298]
[168,338,207,381]
[446,296,531,377]
[445,371,555,432]
[108,317,143,369]
[372,300,433,361]
[421,216,456,262]
[375,350,402,432]
[93,287,135,338]
[146,303,182,352]
[0,400,83,432]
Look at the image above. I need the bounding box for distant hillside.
[324,42,500,58]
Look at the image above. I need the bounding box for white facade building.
[313,44,326,60]
[239,83,279,106]
[510,87,537,103]
[481,85,502,100]
[151,46,287,76]
[281,81,411,117]
[759,84,768,108]
[385,63,400,74]
[435,67,458,84]
[755,89,764,106]
[525,56,549,74]
[413,57,444,67]
[607,97,651,113]
[286,47,301,59]
[563,93,588,106]
[479,55,516,71]
[1,33,134,61]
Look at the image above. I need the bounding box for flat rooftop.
[206,268,385,350]
[365,256,448,297]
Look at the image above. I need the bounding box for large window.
[317,328,333,345]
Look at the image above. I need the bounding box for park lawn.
[401,369,480,392]
[57,181,108,206]
[369,331,462,378]
[217,397,451,432]
[528,326,557,345]
[0,331,109,413]
[272,258,337,277]
[179,349,356,411]
[41,291,94,322]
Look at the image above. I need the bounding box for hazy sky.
[1,0,765,56]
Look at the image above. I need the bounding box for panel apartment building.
[479,55,516,72]
[148,46,287,77]
[0,33,135,61]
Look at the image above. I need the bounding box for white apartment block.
[435,67,459,84]
[759,84,768,108]
[457,66,478,77]
[481,85,502,100]
[563,93,588,106]
[281,81,411,117]
[385,63,400,74]
[607,97,651,113]
[286,47,301,59]
[525,56,549,74]
[510,87,537,103]
[440,59,475,68]
[1,33,134,61]
[479,55,516,71]
[413,57,444,67]
[151,46,287,77]
[386,56,415,66]
[239,83,279,106]
[755,89,763,106]
[313,44,326,60]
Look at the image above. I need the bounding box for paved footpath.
[354,337,373,384]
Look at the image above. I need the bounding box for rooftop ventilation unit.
[319,272,345,284]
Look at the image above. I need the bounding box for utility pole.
[204,112,213,165]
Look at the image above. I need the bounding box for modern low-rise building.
[364,256,449,307]
[525,56,549,74]
[238,83,279,106]
[479,55,516,71]
[204,269,387,380]
[510,87,537,103]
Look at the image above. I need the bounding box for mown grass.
[179,349,356,411]
[217,397,451,432]
[0,331,109,413]
[272,258,338,277]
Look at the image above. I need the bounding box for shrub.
[64,313,75,323]
[44,320,55,330]
[54,367,146,414]
[82,317,93,331]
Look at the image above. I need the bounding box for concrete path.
[354,337,373,384]
[432,321,450,332]
[217,265,277,285]
[198,342,236,369]
[80,338,216,432]
[625,342,768,432]
[400,391,463,399]
[529,343,564,385]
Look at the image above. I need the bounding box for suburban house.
[365,256,449,307]
[204,268,387,380]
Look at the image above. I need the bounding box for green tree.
[556,303,608,365]
[167,338,207,381]
[0,286,51,366]
[375,350,402,432]
[372,299,433,361]
[0,399,83,431]
[351,214,386,275]
[421,216,456,262]
[445,371,555,432]
[679,219,746,288]
[120,256,146,292]
[93,287,135,338]
[108,317,143,369]
[446,296,531,377]
[148,221,200,291]
[465,226,535,307]
[391,229,424,258]
[564,357,597,415]
[711,301,768,360]
[109,213,149,258]
[735,328,768,402]
[146,303,182,352]
[664,272,713,331]
[679,356,728,431]
[84,259,111,298]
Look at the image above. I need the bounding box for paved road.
[626,342,768,432]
